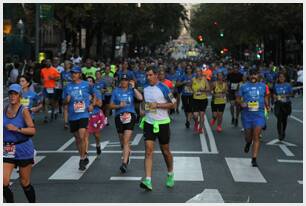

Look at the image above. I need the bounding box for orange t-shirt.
[40,67,60,88]
[202,68,212,81]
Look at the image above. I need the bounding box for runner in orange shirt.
[40,59,60,123]
[202,64,212,81]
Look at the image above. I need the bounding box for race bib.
[3,143,16,159]
[73,101,85,113]
[277,95,287,102]
[106,87,113,93]
[184,86,193,94]
[144,102,157,114]
[230,83,239,90]
[20,98,30,107]
[196,91,202,96]
[168,92,177,104]
[247,101,259,111]
[119,112,132,124]
[214,96,226,104]
[46,88,54,94]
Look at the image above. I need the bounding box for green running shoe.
[140,179,152,191]
[166,173,174,188]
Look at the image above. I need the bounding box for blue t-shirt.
[61,70,72,88]
[134,70,147,88]
[274,83,292,103]
[91,84,104,115]
[238,82,267,115]
[111,87,136,116]
[62,80,93,121]
[20,90,42,118]
[181,73,195,96]
[213,66,228,81]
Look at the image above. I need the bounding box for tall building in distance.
[176,3,195,45]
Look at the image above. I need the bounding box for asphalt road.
[7,95,303,203]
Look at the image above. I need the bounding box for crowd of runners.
[3,53,303,201]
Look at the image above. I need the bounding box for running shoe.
[251,158,258,167]
[79,159,86,171]
[198,127,203,134]
[210,119,216,126]
[216,125,222,133]
[120,163,127,173]
[194,121,199,132]
[241,128,245,132]
[84,157,89,165]
[244,142,251,153]
[166,173,175,188]
[96,146,102,155]
[185,121,190,128]
[140,179,153,191]
[64,122,69,130]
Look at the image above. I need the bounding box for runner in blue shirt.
[109,74,143,173]
[273,73,293,140]
[62,66,94,171]
[18,75,43,120]
[61,60,73,129]
[236,69,270,167]
[85,76,107,156]
[166,66,181,114]
[114,61,136,86]
[180,65,195,128]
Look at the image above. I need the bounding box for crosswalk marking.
[48,156,96,180]
[11,156,46,180]
[131,133,143,145]
[173,157,204,181]
[199,133,209,153]
[90,141,109,149]
[278,145,295,156]
[225,157,267,183]
[277,159,302,163]
[110,177,142,181]
[204,116,218,153]
[266,139,297,147]
[298,180,303,184]
[186,189,224,203]
[57,137,75,151]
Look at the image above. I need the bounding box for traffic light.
[197,35,203,43]
[256,54,261,59]
[223,48,229,52]
[220,31,224,37]
[214,21,218,26]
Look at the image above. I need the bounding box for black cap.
[120,74,129,81]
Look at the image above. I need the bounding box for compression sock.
[3,185,14,203]
[22,184,36,203]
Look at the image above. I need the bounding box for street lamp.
[17,19,25,38]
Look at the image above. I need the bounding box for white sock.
[168,172,174,176]
[145,177,151,181]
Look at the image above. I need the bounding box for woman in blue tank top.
[3,84,36,203]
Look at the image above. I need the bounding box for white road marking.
[186,189,224,203]
[37,150,207,154]
[110,177,142,181]
[225,157,267,183]
[266,139,296,147]
[204,115,218,154]
[48,156,96,180]
[107,141,121,145]
[173,157,204,181]
[11,156,46,180]
[290,115,303,124]
[57,137,75,151]
[277,159,303,164]
[292,109,303,113]
[278,145,295,156]
[131,133,143,146]
[298,180,303,184]
[90,141,109,150]
[122,156,145,160]
[199,133,209,153]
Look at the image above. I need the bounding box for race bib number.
[73,101,85,113]
[20,98,30,107]
[3,143,16,159]
[184,86,193,94]
[119,112,132,124]
[247,101,259,111]
[144,102,157,114]
[106,87,113,93]
[230,83,239,90]
[196,91,202,96]
[46,88,54,94]
[277,95,287,102]
[214,96,226,104]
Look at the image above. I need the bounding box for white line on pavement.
[204,115,218,154]
[266,139,297,147]
[173,157,204,181]
[57,137,75,151]
[186,189,224,203]
[225,157,267,183]
[277,159,303,163]
[298,180,303,184]
[199,133,209,153]
[49,156,96,180]
[110,177,142,181]
[36,150,207,154]
[90,141,109,149]
[278,145,295,157]
[290,115,303,124]
[131,133,143,146]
